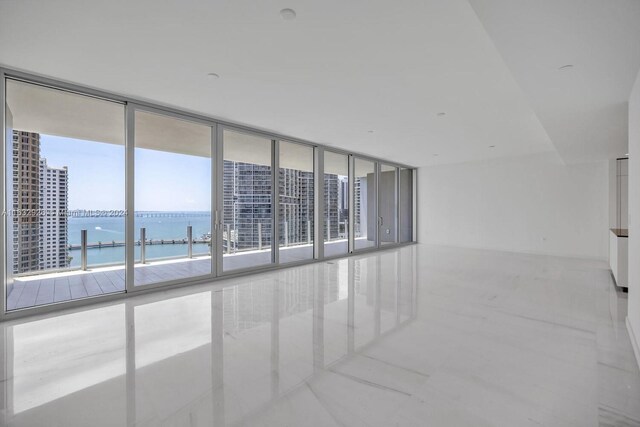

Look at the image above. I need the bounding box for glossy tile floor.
[1,245,639,426]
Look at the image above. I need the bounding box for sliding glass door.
[399,168,414,243]
[278,141,314,264]
[4,79,126,311]
[378,164,398,246]
[323,151,349,257]
[353,158,376,250]
[133,109,212,286]
[2,71,416,318]
[221,128,274,272]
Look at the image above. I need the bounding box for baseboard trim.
[626,316,640,372]
[420,242,607,262]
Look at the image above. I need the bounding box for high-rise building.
[223,160,273,251]
[324,173,339,240]
[338,176,349,223]
[11,131,69,274]
[224,160,317,251]
[298,170,314,242]
[354,176,368,237]
[11,131,40,274]
[39,158,69,270]
[280,168,314,246]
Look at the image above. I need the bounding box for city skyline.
[39,134,356,216]
[11,130,356,274]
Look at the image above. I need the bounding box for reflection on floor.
[1,245,639,426]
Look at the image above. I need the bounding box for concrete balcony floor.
[6,239,354,311]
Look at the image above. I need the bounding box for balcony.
[7,256,212,311]
[6,237,359,311]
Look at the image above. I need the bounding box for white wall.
[609,158,618,229]
[628,69,640,368]
[418,151,608,260]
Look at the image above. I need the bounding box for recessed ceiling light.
[489,145,496,148]
[207,72,220,79]
[558,64,574,71]
[437,112,446,116]
[367,130,375,133]
[280,8,296,20]
[433,154,439,157]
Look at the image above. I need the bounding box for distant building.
[338,176,349,223]
[354,175,368,238]
[223,160,273,251]
[324,173,339,240]
[11,131,70,274]
[280,167,314,245]
[39,158,69,270]
[354,177,362,235]
[11,131,40,274]
[223,160,319,251]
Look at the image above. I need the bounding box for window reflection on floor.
[5,247,416,426]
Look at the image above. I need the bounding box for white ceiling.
[1,0,638,167]
[6,78,346,172]
[468,0,640,164]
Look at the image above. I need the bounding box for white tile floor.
[0,244,638,426]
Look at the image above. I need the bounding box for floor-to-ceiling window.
[222,129,274,272]
[323,151,349,257]
[278,141,314,264]
[379,164,398,246]
[399,167,413,243]
[133,110,212,286]
[4,79,125,311]
[354,158,376,250]
[2,72,416,317]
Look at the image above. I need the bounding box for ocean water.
[67,212,211,267]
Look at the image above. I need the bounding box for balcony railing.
[12,219,358,281]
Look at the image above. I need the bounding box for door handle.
[214,210,223,231]
[378,216,383,226]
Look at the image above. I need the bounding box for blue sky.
[42,135,211,211]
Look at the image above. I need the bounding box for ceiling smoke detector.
[558,64,574,71]
[207,73,220,79]
[280,8,296,20]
